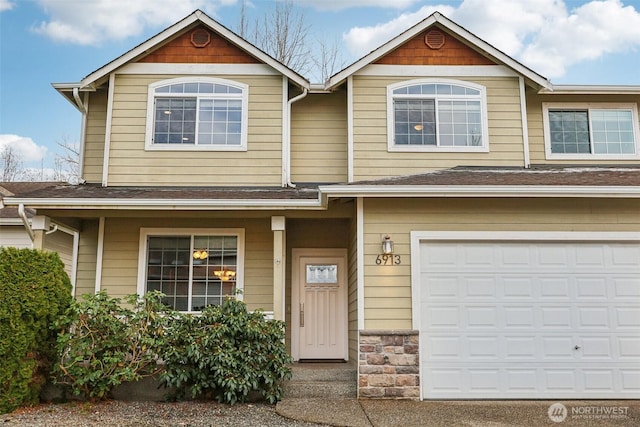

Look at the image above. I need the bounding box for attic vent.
[425,29,445,49]
[191,28,211,48]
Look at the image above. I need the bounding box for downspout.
[285,85,308,188]
[74,89,89,181]
[17,204,35,242]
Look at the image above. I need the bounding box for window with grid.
[147,78,247,150]
[388,80,487,151]
[144,234,240,312]
[546,107,637,156]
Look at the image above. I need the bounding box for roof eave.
[325,12,551,91]
[2,197,326,211]
[79,10,309,90]
[542,85,640,95]
[320,185,640,198]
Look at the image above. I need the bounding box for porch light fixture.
[382,235,394,255]
[193,249,208,260]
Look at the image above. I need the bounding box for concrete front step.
[284,363,358,398]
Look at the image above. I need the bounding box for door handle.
[300,303,304,327]
[574,345,581,350]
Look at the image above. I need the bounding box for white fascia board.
[3,197,326,210]
[320,185,640,198]
[326,12,551,91]
[80,10,309,90]
[542,85,640,94]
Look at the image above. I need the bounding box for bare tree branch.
[238,0,312,77]
[1,146,23,182]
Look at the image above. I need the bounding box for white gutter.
[320,185,640,198]
[543,85,640,94]
[284,82,308,187]
[77,91,89,180]
[3,197,326,210]
[72,87,87,114]
[17,204,35,242]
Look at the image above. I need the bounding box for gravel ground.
[1,401,330,427]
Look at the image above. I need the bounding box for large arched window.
[387,79,488,152]
[145,77,248,151]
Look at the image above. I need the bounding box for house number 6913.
[375,254,401,265]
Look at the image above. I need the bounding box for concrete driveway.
[276,398,640,426]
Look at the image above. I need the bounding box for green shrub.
[0,247,72,414]
[53,291,173,399]
[160,298,292,404]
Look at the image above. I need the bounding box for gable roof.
[54,9,309,98]
[326,11,551,91]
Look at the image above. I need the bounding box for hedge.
[0,248,72,414]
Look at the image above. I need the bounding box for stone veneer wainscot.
[358,330,420,399]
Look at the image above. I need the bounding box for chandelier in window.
[214,269,236,281]
[192,249,208,260]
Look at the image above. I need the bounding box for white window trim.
[386,78,489,153]
[542,102,640,160]
[136,227,245,313]
[145,77,249,152]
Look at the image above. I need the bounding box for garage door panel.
[619,337,640,358]
[419,240,640,399]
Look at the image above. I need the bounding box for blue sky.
[2,0,640,177]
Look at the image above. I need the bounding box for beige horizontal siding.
[106,74,283,186]
[75,219,98,298]
[43,230,74,279]
[0,226,33,248]
[291,91,348,183]
[363,197,640,330]
[352,76,525,180]
[527,92,640,165]
[99,217,273,312]
[83,90,108,183]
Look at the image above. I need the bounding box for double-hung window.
[146,77,248,151]
[387,79,488,152]
[543,103,639,159]
[138,228,244,312]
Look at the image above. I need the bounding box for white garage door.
[417,239,640,399]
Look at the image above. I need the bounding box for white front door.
[292,249,348,361]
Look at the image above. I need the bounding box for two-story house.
[2,9,639,400]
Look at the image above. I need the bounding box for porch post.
[31,216,51,250]
[271,216,286,321]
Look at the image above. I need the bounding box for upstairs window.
[543,104,639,159]
[146,78,248,151]
[387,80,488,152]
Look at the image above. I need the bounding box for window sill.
[388,145,489,153]
[145,144,248,152]
[545,153,640,161]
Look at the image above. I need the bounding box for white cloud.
[343,4,456,57]
[0,0,13,12]
[32,0,237,45]
[519,0,640,78]
[342,0,640,80]
[0,134,48,162]
[295,0,421,11]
